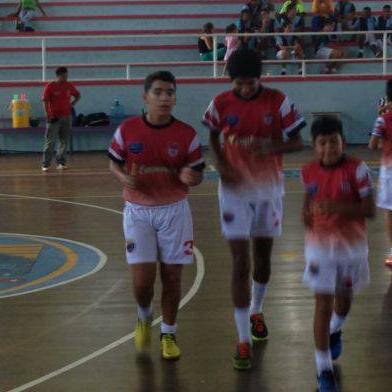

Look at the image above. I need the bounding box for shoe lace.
[163,334,176,347]
[237,343,250,359]
[252,314,265,333]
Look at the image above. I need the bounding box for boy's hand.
[302,208,313,228]
[216,162,241,186]
[313,200,340,215]
[179,167,202,186]
[122,163,139,189]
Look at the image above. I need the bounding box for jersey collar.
[233,84,263,101]
[142,114,175,129]
[319,154,346,169]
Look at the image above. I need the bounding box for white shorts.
[218,183,283,239]
[303,243,369,294]
[123,199,194,264]
[377,177,392,210]
[315,47,333,59]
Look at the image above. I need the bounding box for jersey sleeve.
[372,115,385,137]
[354,161,372,198]
[278,94,306,138]
[108,126,126,164]
[69,83,81,98]
[186,132,205,172]
[202,98,221,133]
[42,83,51,101]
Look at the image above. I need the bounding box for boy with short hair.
[108,71,204,360]
[302,116,375,391]
[203,48,305,370]
[369,79,392,267]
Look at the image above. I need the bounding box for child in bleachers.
[10,0,46,32]
[369,80,392,268]
[357,7,383,58]
[334,0,356,32]
[222,24,241,75]
[254,8,277,59]
[198,22,226,61]
[377,5,392,46]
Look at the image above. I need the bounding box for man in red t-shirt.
[41,66,80,171]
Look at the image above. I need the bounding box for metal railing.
[0,29,390,81]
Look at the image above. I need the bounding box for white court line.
[0,193,205,392]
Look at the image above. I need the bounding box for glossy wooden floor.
[0,149,391,392]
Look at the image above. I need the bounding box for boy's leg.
[229,239,253,370]
[56,116,71,167]
[42,121,58,169]
[385,210,392,267]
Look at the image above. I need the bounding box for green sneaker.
[160,333,181,360]
[134,318,151,351]
[232,342,252,370]
[250,313,268,342]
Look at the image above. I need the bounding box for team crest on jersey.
[263,113,274,126]
[341,181,351,193]
[226,114,239,126]
[129,142,144,154]
[126,241,135,253]
[307,183,318,195]
[223,212,234,223]
[167,143,179,157]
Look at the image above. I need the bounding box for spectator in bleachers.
[254,8,276,58]
[277,2,305,31]
[10,0,46,32]
[311,0,335,33]
[279,0,305,17]
[275,20,304,75]
[237,8,253,33]
[377,5,392,45]
[198,22,226,61]
[243,0,264,29]
[357,7,383,58]
[222,23,241,75]
[334,0,356,32]
[313,17,345,73]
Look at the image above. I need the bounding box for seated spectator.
[243,0,264,30]
[334,0,356,32]
[198,22,226,61]
[358,7,383,58]
[377,5,392,45]
[222,23,241,75]
[10,0,46,32]
[313,17,345,73]
[311,0,335,34]
[277,2,304,31]
[237,8,252,33]
[279,0,305,17]
[254,8,276,58]
[275,21,304,75]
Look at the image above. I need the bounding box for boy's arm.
[302,192,313,228]
[10,2,22,17]
[36,1,46,16]
[368,134,381,150]
[109,160,138,189]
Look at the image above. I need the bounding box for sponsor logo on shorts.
[126,241,135,253]
[223,212,234,223]
[226,114,239,126]
[129,142,144,154]
[167,143,179,157]
[309,263,319,275]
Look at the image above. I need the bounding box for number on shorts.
[184,240,194,256]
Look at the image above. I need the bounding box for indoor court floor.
[0,147,391,392]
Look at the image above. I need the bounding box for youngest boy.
[301,116,375,391]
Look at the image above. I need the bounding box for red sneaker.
[232,342,252,370]
[385,256,392,268]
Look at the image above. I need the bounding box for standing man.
[42,67,80,171]
[108,71,204,360]
[203,48,305,370]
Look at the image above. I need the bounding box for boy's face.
[383,7,391,16]
[232,77,259,99]
[57,72,67,82]
[314,133,344,166]
[143,80,176,117]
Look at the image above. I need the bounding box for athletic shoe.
[41,165,50,172]
[250,313,268,342]
[385,256,392,268]
[317,370,339,392]
[330,330,342,360]
[56,164,67,170]
[280,69,287,76]
[160,333,181,360]
[232,342,252,370]
[357,52,364,58]
[134,318,151,351]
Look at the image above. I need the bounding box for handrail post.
[301,59,306,77]
[382,31,387,75]
[212,34,217,78]
[126,64,130,80]
[41,38,46,82]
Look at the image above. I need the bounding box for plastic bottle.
[10,93,30,128]
[110,99,125,125]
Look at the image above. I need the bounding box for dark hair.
[383,5,391,10]
[56,67,68,76]
[227,48,262,79]
[240,9,251,17]
[144,71,176,92]
[225,23,237,33]
[311,115,344,140]
[386,79,392,101]
[202,22,214,33]
[363,6,371,11]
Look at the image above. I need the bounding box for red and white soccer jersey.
[203,86,305,197]
[372,111,392,179]
[108,116,204,206]
[301,156,372,293]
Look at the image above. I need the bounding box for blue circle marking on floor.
[0,233,107,298]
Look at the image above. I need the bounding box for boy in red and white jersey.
[202,48,306,370]
[302,116,375,392]
[108,71,204,360]
[369,79,392,267]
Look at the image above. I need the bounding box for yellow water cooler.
[10,94,31,128]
